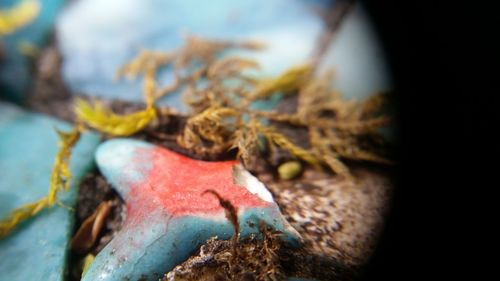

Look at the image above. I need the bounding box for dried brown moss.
[164,226,286,281]
[163,224,358,281]
[171,63,392,180]
[76,34,393,180]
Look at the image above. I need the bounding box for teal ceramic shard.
[83,138,300,281]
[0,0,66,103]
[56,0,329,112]
[0,101,100,281]
[318,4,392,100]
[318,4,395,141]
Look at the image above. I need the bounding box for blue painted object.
[318,4,395,141]
[0,101,100,281]
[56,0,329,112]
[84,139,300,281]
[318,4,392,101]
[0,0,66,103]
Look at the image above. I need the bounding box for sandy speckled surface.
[262,166,392,268]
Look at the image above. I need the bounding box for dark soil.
[68,172,126,281]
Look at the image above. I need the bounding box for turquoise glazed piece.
[56,0,329,111]
[0,0,66,102]
[318,3,395,141]
[0,101,100,281]
[318,4,392,101]
[84,139,300,281]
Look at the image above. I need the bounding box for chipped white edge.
[233,164,303,243]
[232,165,274,203]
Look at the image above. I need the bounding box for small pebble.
[278,161,302,180]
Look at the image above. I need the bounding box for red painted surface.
[126,146,271,221]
